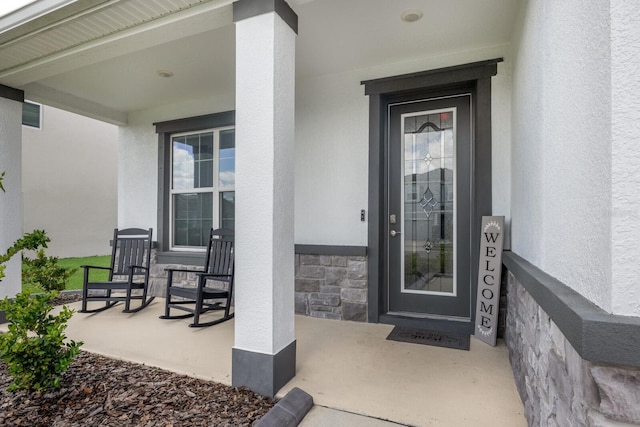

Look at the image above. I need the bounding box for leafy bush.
[23,249,77,292]
[0,291,82,391]
[0,170,82,391]
[0,230,49,283]
[0,170,50,283]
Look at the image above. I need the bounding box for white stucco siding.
[511,0,613,311]
[294,45,513,247]
[611,0,640,316]
[117,95,235,232]
[22,106,117,257]
[491,61,512,249]
[294,72,369,246]
[510,0,546,269]
[118,47,514,254]
[0,97,23,299]
[234,12,296,354]
[118,123,159,231]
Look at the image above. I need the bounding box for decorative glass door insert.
[388,94,471,318]
[401,108,456,296]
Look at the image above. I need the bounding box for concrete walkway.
[9,299,526,426]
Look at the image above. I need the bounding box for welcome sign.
[474,216,505,346]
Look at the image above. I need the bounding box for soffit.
[0,0,221,74]
[0,0,520,124]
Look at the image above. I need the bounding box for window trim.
[22,100,42,129]
[155,111,235,263]
[169,126,234,251]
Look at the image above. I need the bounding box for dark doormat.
[386,327,470,351]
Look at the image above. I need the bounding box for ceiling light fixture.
[401,9,423,23]
[157,70,173,78]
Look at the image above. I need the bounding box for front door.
[388,94,472,319]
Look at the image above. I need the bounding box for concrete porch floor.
[40,299,524,426]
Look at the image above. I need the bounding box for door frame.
[362,59,501,333]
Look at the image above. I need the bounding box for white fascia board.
[0,0,78,33]
[0,0,233,86]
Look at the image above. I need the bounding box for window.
[170,127,235,249]
[22,101,41,129]
[155,111,235,257]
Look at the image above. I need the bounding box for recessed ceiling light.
[157,70,173,78]
[401,9,423,23]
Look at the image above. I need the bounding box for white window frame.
[169,125,235,251]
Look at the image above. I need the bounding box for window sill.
[156,251,206,267]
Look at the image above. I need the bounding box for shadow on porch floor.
[55,299,525,426]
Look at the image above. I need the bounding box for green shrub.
[23,249,76,292]
[0,291,83,391]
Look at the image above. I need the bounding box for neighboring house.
[0,0,639,424]
[22,102,117,258]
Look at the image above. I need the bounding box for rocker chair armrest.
[195,272,233,280]
[164,267,205,274]
[128,264,149,270]
[80,265,112,271]
[197,273,233,283]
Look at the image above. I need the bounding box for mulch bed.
[0,293,275,426]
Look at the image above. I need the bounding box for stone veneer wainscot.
[294,254,368,322]
[505,272,640,426]
[147,251,369,323]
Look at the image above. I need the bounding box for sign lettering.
[474,216,505,346]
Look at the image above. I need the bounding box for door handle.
[390,230,401,237]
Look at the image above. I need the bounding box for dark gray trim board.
[363,60,499,324]
[232,340,296,398]
[156,251,206,266]
[233,0,298,34]
[295,244,366,257]
[154,111,235,134]
[155,111,235,254]
[362,59,503,95]
[503,251,640,368]
[0,84,24,103]
[158,245,366,266]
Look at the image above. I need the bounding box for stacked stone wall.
[505,271,640,426]
[147,251,369,323]
[294,254,368,322]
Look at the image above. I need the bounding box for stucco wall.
[610,0,640,316]
[22,105,117,257]
[118,46,513,249]
[118,94,235,232]
[510,0,614,312]
[0,97,23,299]
[295,45,513,247]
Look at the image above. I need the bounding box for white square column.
[232,0,297,397]
[0,85,25,300]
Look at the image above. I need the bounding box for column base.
[232,340,296,398]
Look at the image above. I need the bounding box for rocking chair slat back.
[160,228,234,327]
[111,228,152,277]
[81,227,155,314]
[205,228,234,277]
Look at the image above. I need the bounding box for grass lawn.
[22,255,111,293]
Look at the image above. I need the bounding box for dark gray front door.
[388,94,472,319]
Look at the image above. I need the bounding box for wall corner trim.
[0,84,24,103]
[503,251,640,368]
[233,0,298,34]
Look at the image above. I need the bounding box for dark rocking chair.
[81,228,155,313]
[160,228,234,327]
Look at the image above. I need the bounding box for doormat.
[386,327,470,351]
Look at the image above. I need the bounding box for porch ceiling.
[0,0,520,124]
